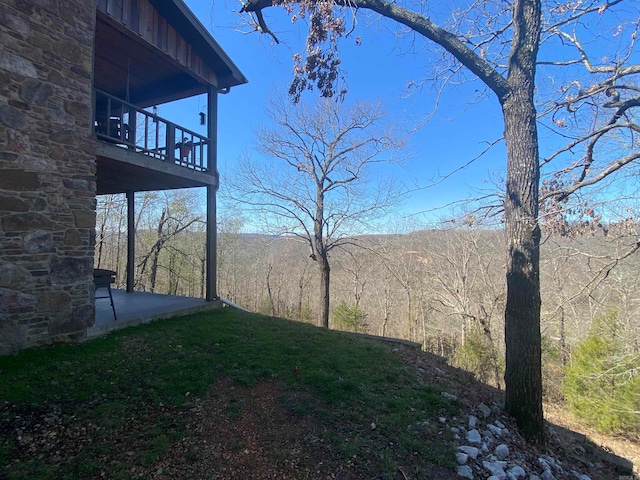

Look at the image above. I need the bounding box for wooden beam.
[95,142,217,195]
[206,86,218,301]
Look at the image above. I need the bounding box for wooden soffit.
[94,0,246,107]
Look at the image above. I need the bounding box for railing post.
[127,105,137,149]
[166,122,175,164]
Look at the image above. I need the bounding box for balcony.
[95,87,210,173]
[94,89,216,195]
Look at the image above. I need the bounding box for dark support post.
[167,123,175,164]
[126,191,135,293]
[206,185,217,301]
[206,86,219,301]
[127,106,137,148]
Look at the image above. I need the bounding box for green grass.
[0,308,457,479]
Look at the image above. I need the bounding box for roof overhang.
[151,0,247,90]
[94,0,247,107]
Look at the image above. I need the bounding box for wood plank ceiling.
[94,12,205,107]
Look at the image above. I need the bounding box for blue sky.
[157,0,508,227]
[160,1,638,229]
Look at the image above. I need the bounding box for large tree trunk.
[502,0,544,444]
[313,187,331,328]
[318,254,330,328]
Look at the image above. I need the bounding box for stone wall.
[0,0,97,354]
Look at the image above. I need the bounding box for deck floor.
[88,289,221,338]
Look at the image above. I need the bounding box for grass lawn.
[0,308,458,479]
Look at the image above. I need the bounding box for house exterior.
[0,0,246,354]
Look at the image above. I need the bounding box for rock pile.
[394,343,634,480]
[439,399,612,480]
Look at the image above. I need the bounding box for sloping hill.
[0,309,635,479]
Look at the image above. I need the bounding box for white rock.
[488,424,503,437]
[442,392,458,400]
[488,477,502,480]
[458,445,479,460]
[481,442,490,452]
[456,452,469,465]
[457,465,474,479]
[466,429,482,445]
[483,460,507,480]
[495,443,510,460]
[538,458,551,471]
[451,427,460,433]
[507,465,527,480]
[468,415,477,428]
[483,431,496,446]
[478,402,492,418]
[529,476,541,480]
[540,470,556,480]
[541,455,557,469]
[439,417,447,424]
[573,474,591,480]
[494,420,506,429]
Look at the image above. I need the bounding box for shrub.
[257,297,274,316]
[562,311,640,436]
[453,327,503,387]
[297,302,316,324]
[541,335,565,402]
[333,301,368,333]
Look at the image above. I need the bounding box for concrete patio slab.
[88,289,222,338]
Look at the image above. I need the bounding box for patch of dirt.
[149,377,330,479]
[544,402,640,476]
[146,376,456,480]
[0,400,100,464]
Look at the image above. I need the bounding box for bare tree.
[539,9,640,211]
[335,244,372,308]
[238,0,640,441]
[95,194,127,273]
[136,190,204,293]
[426,218,506,389]
[228,95,405,327]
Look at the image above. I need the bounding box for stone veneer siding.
[0,0,97,354]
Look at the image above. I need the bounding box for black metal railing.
[93,89,210,173]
